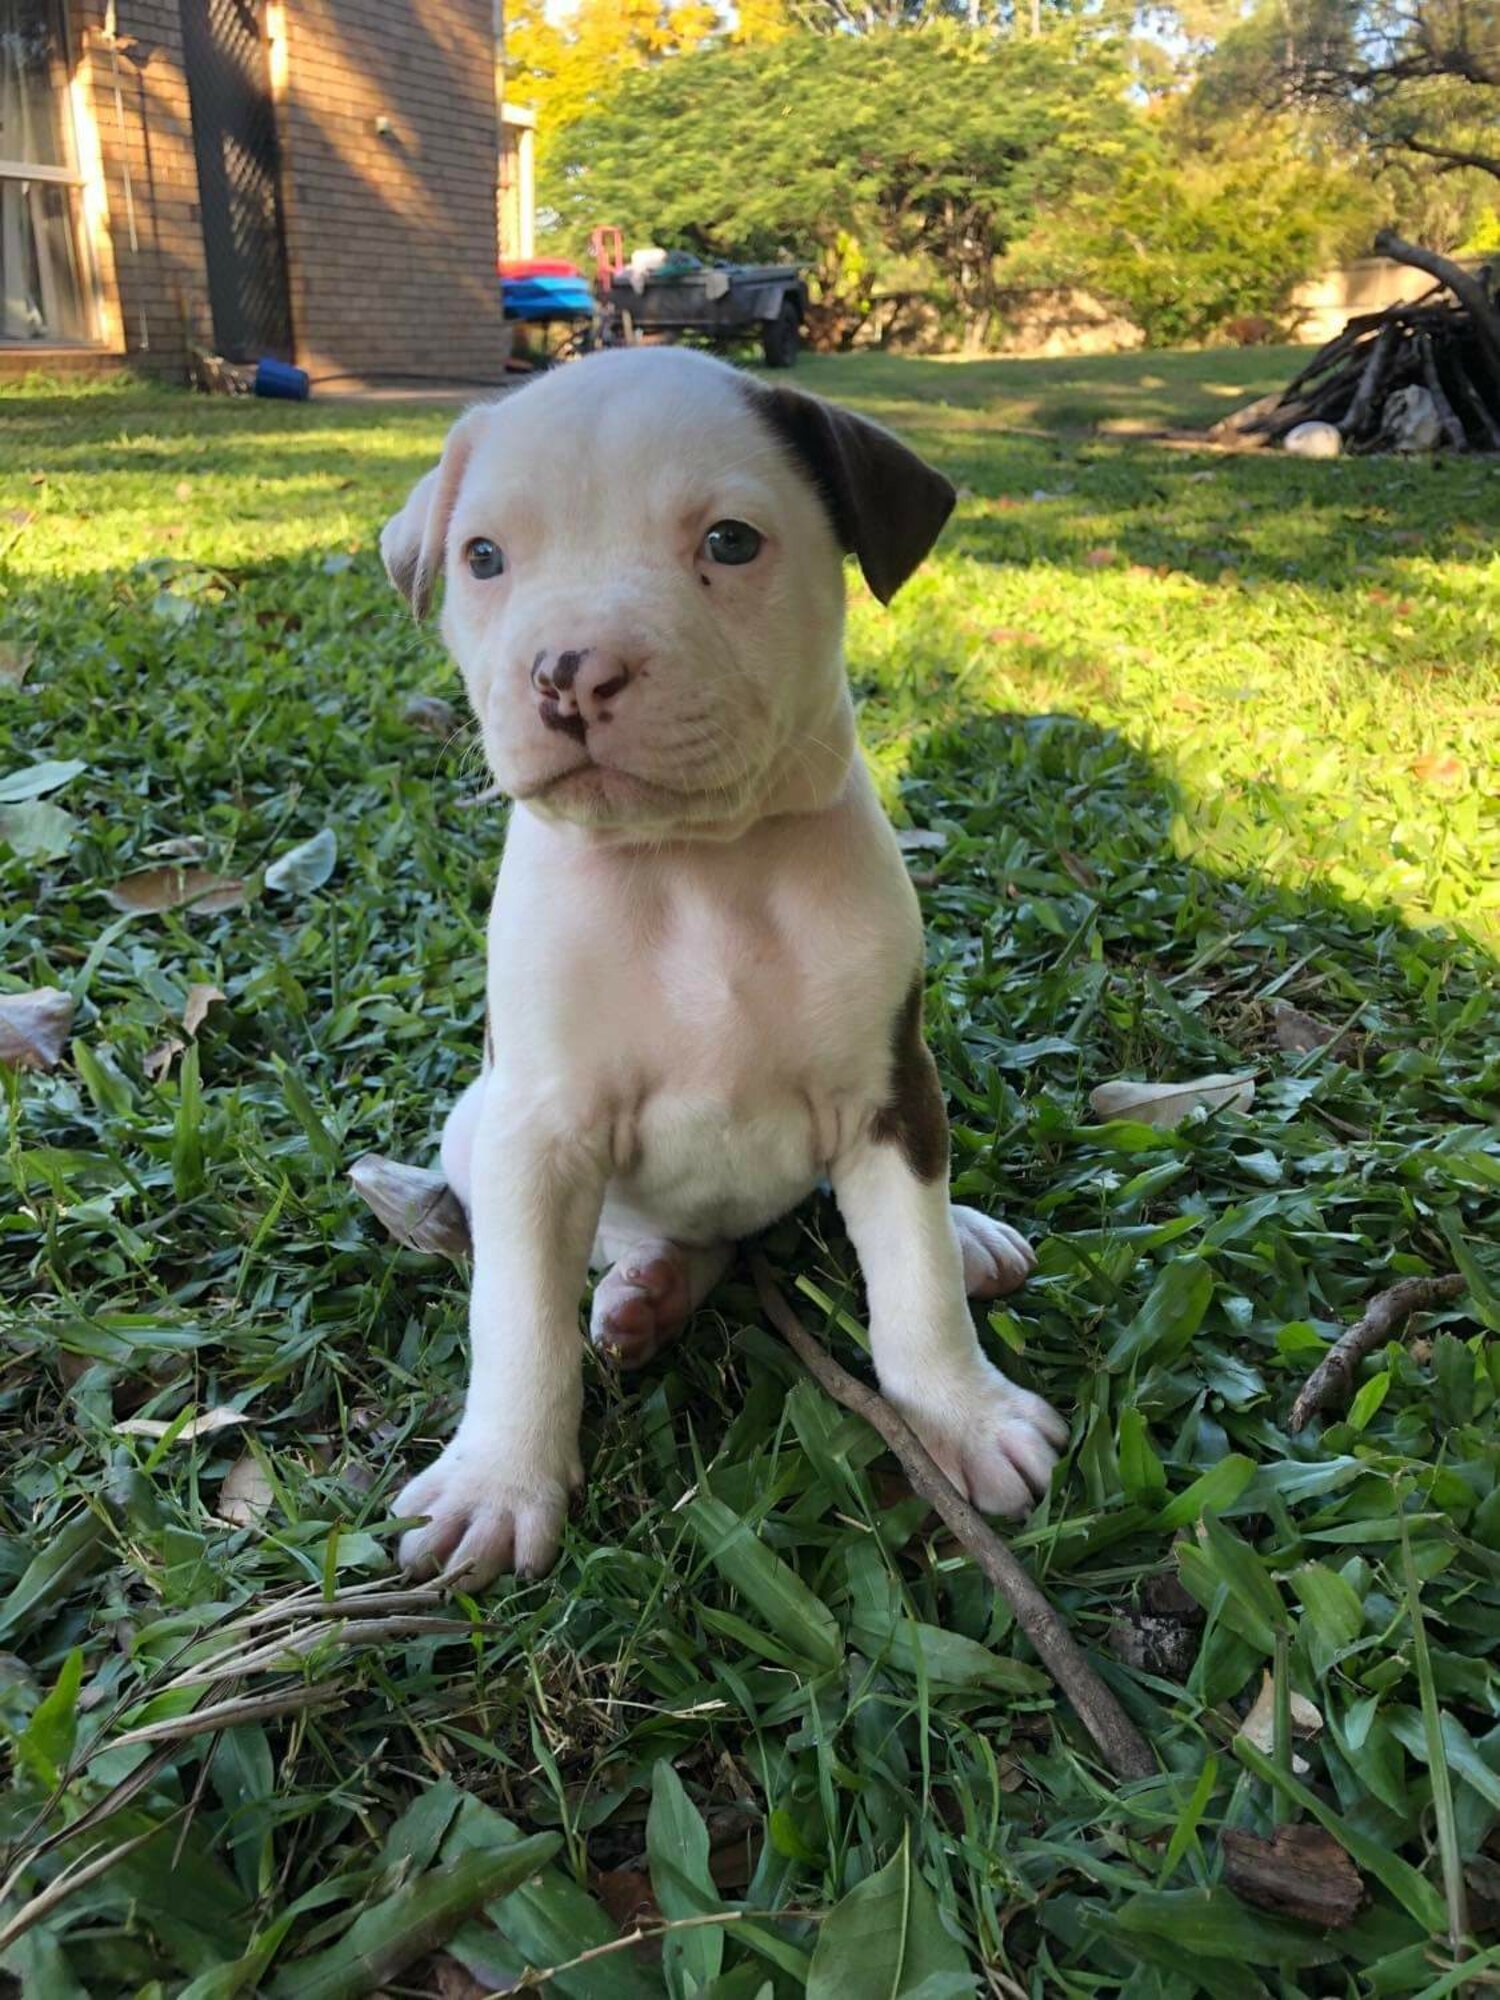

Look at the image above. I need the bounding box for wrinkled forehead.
[453,353,804,542]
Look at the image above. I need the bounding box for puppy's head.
[381,348,954,838]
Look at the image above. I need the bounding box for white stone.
[1283,420,1343,459]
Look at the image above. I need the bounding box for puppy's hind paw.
[953,1203,1036,1299]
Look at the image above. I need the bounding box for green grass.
[1,351,1497,1997]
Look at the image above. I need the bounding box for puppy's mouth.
[512,759,699,810]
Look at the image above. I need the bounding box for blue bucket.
[254,357,310,400]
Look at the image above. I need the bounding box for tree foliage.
[1034,120,1376,345]
[546,26,1136,344]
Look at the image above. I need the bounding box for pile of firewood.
[1213,232,1500,454]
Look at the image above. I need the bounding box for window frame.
[0,0,105,345]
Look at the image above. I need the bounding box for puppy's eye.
[464,537,505,579]
[701,519,763,567]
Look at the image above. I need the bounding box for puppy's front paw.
[395,1426,577,1585]
[952,1204,1036,1299]
[892,1362,1067,1519]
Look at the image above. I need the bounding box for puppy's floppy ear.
[380,408,486,619]
[750,384,956,605]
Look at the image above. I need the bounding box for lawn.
[1,350,1497,1997]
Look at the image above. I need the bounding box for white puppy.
[380,347,1066,1583]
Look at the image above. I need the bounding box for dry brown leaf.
[349,1153,472,1257]
[1089,1072,1256,1127]
[217,1451,274,1527]
[0,987,75,1070]
[0,640,35,686]
[182,983,226,1036]
[115,1405,250,1441]
[105,866,246,917]
[1410,752,1465,787]
[1236,1669,1322,1774]
[988,626,1043,647]
[1272,1002,1336,1055]
[1058,849,1099,890]
[1085,546,1119,568]
[143,1036,186,1082]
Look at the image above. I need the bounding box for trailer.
[592,230,808,367]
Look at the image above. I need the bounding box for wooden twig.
[748,1252,1155,1783]
[1343,320,1398,440]
[1374,231,1500,386]
[1288,1274,1465,1433]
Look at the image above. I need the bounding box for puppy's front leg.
[832,1119,1067,1518]
[396,1088,605,1584]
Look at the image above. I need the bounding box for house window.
[1,0,95,343]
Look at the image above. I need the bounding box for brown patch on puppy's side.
[872,977,948,1182]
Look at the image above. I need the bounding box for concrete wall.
[1290,255,1487,346]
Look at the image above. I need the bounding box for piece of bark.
[1288,1274,1466,1432]
[1223,1825,1363,1929]
[748,1252,1155,1782]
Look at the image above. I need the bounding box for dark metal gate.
[182,0,293,362]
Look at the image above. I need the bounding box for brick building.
[1,0,514,383]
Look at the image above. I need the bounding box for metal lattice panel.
[181,0,291,361]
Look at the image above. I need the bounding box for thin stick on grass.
[1287,1274,1465,1433]
[748,1252,1155,1783]
[504,1907,822,1992]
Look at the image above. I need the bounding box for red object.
[589,225,624,288]
[498,258,584,280]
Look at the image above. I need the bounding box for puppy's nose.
[531,648,635,735]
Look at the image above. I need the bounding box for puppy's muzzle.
[530,647,635,742]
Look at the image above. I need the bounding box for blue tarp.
[501,276,596,323]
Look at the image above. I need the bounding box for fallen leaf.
[895,828,947,853]
[175,480,192,501]
[0,641,35,686]
[1085,546,1118,568]
[105,866,247,916]
[217,1451,274,1527]
[1272,1003,1335,1055]
[987,626,1043,646]
[265,827,337,894]
[0,987,75,1069]
[1222,1824,1363,1928]
[349,1153,472,1258]
[0,800,77,860]
[0,758,86,803]
[143,1036,186,1081]
[142,835,209,860]
[1410,753,1465,787]
[1236,1669,1322,1774]
[432,1959,489,2000]
[403,692,461,735]
[115,1406,251,1441]
[182,983,226,1036]
[595,1866,660,1932]
[1089,1072,1256,1127]
[1058,848,1098,890]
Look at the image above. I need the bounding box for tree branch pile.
[1213,234,1500,454]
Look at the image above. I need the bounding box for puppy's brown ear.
[380,408,486,618]
[751,384,956,605]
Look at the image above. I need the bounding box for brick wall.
[69,0,213,377]
[276,0,506,383]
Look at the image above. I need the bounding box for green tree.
[546,25,1136,345]
[1036,119,1375,344]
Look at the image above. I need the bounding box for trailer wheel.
[761,298,800,369]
